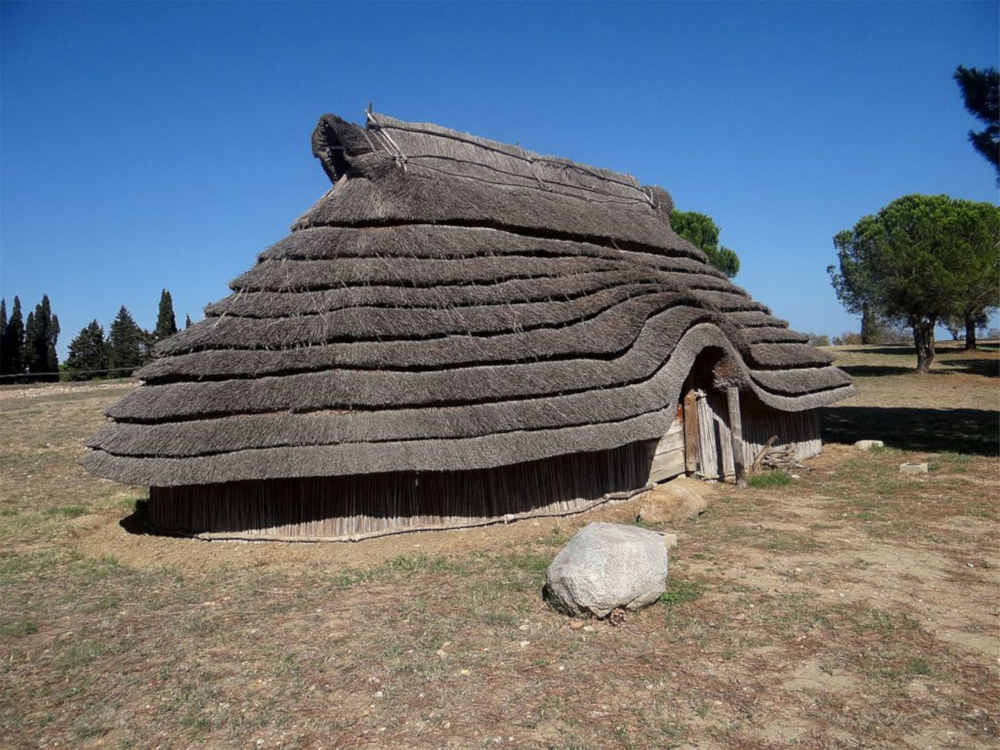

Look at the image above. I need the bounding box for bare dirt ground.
[0,343,997,749]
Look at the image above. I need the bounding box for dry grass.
[0,347,997,749]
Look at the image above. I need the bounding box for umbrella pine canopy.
[84,111,853,539]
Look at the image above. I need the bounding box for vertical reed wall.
[148,440,656,541]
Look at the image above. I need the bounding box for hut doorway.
[679,347,737,482]
[646,347,725,484]
[670,347,823,483]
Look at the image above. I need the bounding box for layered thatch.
[84,110,853,492]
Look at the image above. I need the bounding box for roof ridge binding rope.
[366,110,408,171]
[370,116,651,205]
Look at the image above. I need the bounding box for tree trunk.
[964,314,977,351]
[861,304,880,345]
[913,321,935,373]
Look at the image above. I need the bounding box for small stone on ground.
[854,440,885,451]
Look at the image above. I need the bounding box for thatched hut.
[84,110,854,540]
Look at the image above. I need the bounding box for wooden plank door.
[683,389,700,474]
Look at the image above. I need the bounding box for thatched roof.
[84,111,853,487]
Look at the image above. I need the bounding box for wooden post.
[726,386,747,487]
[683,389,700,474]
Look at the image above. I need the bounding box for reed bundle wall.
[147,440,655,541]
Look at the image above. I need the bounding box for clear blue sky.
[2,1,997,360]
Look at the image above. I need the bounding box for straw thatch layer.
[295,113,693,259]
[90,319,847,458]
[85,321,851,486]
[84,110,853,495]
[84,410,669,487]
[255,225,715,272]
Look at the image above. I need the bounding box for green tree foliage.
[108,306,147,377]
[954,65,999,182]
[154,289,178,341]
[184,314,192,329]
[24,295,60,382]
[1,297,25,378]
[948,201,1000,350]
[670,210,740,277]
[65,320,110,380]
[829,194,1000,373]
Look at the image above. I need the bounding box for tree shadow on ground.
[838,365,914,378]
[821,406,998,456]
[839,347,918,357]
[952,358,1000,377]
[838,359,999,379]
[838,343,999,356]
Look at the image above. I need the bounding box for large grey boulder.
[544,522,669,618]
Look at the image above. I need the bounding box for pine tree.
[954,66,999,183]
[108,306,146,377]
[24,295,60,382]
[154,289,178,341]
[1,297,25,378]
[670,210,741,278]
[65,321,109,380]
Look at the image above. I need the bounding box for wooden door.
[683,389,700,474]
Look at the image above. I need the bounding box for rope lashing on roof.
[644,188,657,210]
[531,158,654,207]
[528,158,548,191]
[358,126,380,154]
[370,117,653,206]
[366,110,408,171]
[391,156,653,208]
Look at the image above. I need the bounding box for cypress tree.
[2,297,25,378]
[24,295,60,382]
[24,311,34,375]
[185,314,192,329]
[108,306,146,377]
[155,289,178,341]
[0,299,6,375]
[65,320,109,380]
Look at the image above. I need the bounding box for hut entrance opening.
[660,347,823,483]
[685,347,730,481]
[646,347,722,484]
